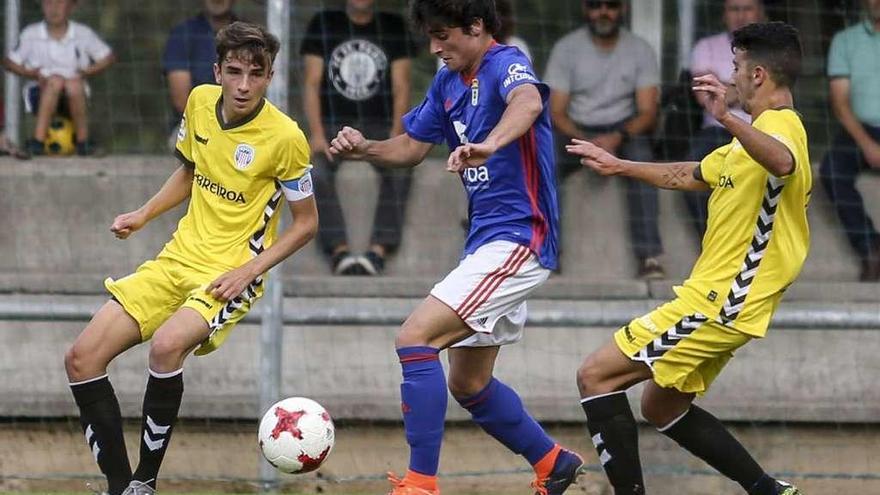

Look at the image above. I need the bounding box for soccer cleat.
[121,479,156,495]
[776,480,802,495]
[530,449,585,495]
[386,472,440,495]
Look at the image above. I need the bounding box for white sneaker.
[122,479,156,495]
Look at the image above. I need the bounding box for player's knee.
[148,333,187,369]
[64,344,93,380]
[576,354,610,396]
[394,326,427,349]
[44,76,65,92]
[640,397,670,427]
[447,374,487,400]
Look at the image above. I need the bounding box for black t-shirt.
[300,10,417,125]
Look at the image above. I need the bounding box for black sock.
[133,369,184,489]
[660,405,773,494]
[581,392,645,494]
[70,375,132,495]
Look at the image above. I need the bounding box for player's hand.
[207,265,258,302]
[447,142,497,173]
[862,140,880,170]
[565,138,626,176]
[693,74,731,123]
[590,132,624,153]
[309,134,334,163]
[110,210,148,240]
[329,126,369,160]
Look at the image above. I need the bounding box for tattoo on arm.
[661,164,692,188]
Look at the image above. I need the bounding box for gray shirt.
[544,27,659,127]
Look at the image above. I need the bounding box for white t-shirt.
[8,21,112,79]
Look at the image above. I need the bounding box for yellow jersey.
[161,85,312,273]
[675,109,812,337]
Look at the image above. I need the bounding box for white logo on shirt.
[503,62,536,88]
[234,143,256,170]
[453,121,469,145]
[329,39,388,101]
[177,115,186,142]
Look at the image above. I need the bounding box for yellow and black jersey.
[676,109,812,337]
[162,84,313,273]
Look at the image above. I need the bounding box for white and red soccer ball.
[258,397,335,474]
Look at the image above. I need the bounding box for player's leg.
[64,77,90,145]
[391,296,474,493]
[131,307,210,490]
[641,383,783,495]
[449,346,582,494]
[65,300,143,495]
[577,340,652,495]
[34,76,65,142]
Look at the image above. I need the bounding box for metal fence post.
[260,1,290,493]
[5,0,21,145]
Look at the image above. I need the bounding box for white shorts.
[430,240,550,348]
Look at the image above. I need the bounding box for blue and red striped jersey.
[403,44,559,270]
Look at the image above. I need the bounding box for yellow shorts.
[613,298,753,394]
[104,257,261,356]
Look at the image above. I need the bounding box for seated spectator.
[163,0,236,143]
[545,0,664,279]
[820,0,880,281]
[684,0,764,238]
[301,0,417,276]
[2,0,114,156]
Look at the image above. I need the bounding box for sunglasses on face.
[586,0,622,9]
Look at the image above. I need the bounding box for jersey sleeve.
[402,76,446,144]
[698,142,732,188]
[277,126,314,202]
[174,90,197,168]
[497,50,548,103]
[753,110,804,177]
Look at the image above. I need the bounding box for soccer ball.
[258,397,335,474]
[45,116,75,155]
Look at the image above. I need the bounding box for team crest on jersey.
[234,144,256,170]
[471,79,479,106]
[298,173,313,194]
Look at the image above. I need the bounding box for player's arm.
[693,74,794,177]
[447,83,543,171]
[110,164,194,239]
[329,126,433,168]
[389,58,411,137]
[829,78,880,168]
[566,139,709,192]
[207,196,318,302]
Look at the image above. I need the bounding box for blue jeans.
[819,125,880,259]
[557,125,662,260]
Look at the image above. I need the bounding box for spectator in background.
[821,0,880,281]
[0,101,29,159]
[545,0,663,279]
[684,0,764,238]
[163,0,237,143]
[3,0,115,156]
[301,0,417,276]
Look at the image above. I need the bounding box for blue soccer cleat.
[530,448,585,495]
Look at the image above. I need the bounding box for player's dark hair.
[731,21,802,87]
[409,0,501,36]
[215,21,280,70]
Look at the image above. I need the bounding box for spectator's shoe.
[25,138,45,156]
[775,480,802,495]
[530,448,585,495]
[76,140,97,156]
[331,251,365,275]
[121,479,156,495]
[358,251,385,276]
[860,244,880,282]
[637,257,666,280]
[386,472,439,495]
